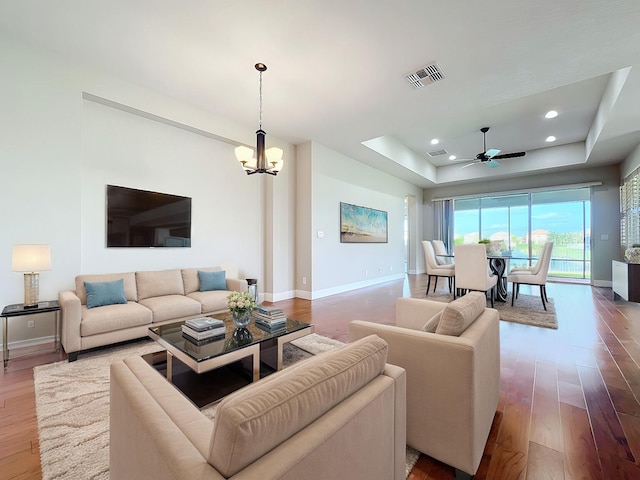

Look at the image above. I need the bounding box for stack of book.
[254,305,287,331]
[182,317,226,344]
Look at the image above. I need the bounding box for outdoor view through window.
[454,188,591,279]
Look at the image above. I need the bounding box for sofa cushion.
[187,291,229,313]
[182,267,223,295]
[422,311,442,333]
[136,269,184,301]
[138,295,201,323]
[198,270,226,291]
[435,291,486,336]
[75,272,137,305]
[80,302,152,336]
[84,279,127,309]
[209,334,388,477]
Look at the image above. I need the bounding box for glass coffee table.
[147,311,313,406]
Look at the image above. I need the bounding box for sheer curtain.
[433,199,454,253]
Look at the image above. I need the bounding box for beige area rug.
[34,334,420,479]
[425,292,558,329]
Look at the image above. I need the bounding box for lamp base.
[23,272,40,308]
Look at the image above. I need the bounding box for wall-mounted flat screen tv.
[106,185,192,247]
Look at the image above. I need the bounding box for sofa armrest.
[110,357,222,480]
[59,290,82,356]
[225,277,248,293]
[395,297,447,330]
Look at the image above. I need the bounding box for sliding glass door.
[453,188,591,279]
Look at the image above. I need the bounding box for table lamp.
[12,244,51,308]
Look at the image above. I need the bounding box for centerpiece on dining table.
[226,291,257,328]
[479,239,504,256]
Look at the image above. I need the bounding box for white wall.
[622,142,640,178]
[298,142,423,299]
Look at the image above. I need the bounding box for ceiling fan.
[461,127,526,168]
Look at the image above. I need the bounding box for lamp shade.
[12,244,51,272]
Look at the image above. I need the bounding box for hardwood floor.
[1,275,639,479]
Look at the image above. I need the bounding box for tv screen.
[106,185,191,247]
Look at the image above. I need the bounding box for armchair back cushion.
[209,335,389,477]
[436,292,486,336]
[136,269,185,300]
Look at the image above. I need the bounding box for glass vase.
[232,309,252,328]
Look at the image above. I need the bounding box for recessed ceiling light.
[545,110,558,119]
[430,138,439,145]
[546,135,557,142]
[449,155,456,160]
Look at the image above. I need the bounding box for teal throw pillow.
[84,279,127,309]
[199,270,227,291]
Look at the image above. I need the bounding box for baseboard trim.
[8,335,55,350]
[307,274,405,300]
[592,280,612,288]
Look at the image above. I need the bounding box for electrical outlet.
[378,266,382,273]
[27,320,35,328]
[302,276,307,285]
[365,269,368,276]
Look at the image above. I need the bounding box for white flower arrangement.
[226,291,257,315]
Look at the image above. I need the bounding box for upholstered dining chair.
[422,240,455,295]
[431,239,453,265]
[508,242,554,310]
[509,241,553,274]
[454,244,498,307]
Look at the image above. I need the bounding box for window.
[453,188,591,279]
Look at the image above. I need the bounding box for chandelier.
[235,63,283,175]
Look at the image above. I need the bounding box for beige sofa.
[59,267,247,361]
[110,335,407,480]
[349,294,500,478]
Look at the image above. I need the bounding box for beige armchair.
[350,295,500,478]
[508,242,554,310]
[423,240,455,295]
[110,335,407,480]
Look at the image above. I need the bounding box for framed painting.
[340,202,388,243]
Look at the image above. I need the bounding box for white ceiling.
[2,0,640,187]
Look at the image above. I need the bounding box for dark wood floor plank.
[578,365,635,462]
[526,441,564,480]
[530,361,564,453]
[560,402,603,479]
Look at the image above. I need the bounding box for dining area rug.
[424,292,558,329]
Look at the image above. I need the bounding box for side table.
[2,300,61,369]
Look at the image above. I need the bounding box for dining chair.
[453,244,498,307]
[509,241,553,274]
[431,240,452,265]
[508,242,554,310]
[422,240,455,295]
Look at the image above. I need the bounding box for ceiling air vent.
[428,149,448,157]
[405,61,446,89]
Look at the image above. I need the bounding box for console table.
[612,260,640,303]
[2,300,61,369]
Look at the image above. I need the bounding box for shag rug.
[34,334,420,479]
[425,292,558,329]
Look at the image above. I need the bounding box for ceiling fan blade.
[486,159,501,168]
[493,151,526,160]
[485,148,501,158]
[461,160,480,169]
